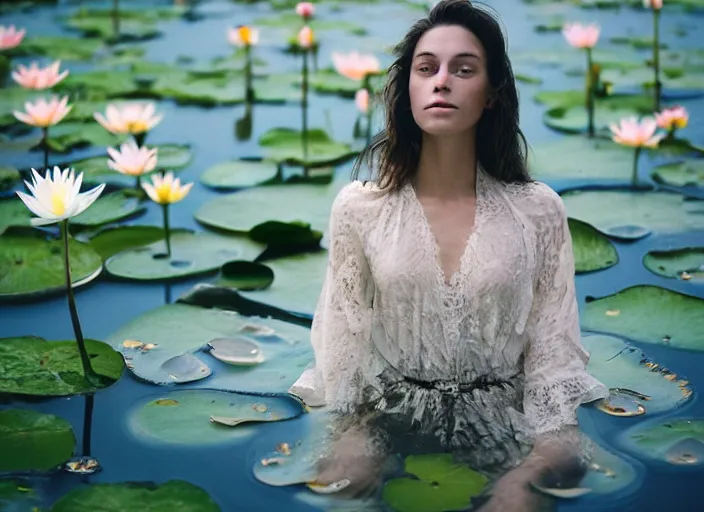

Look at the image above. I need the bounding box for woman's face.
[409,24,493,137]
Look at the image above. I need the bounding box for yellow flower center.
[50,190,66,216]
[239,26,254,45]
[155,184,174,204]
[128,120,149,134]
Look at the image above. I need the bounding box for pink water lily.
[643,0,663,9]
[107,139,158,177]
[355,88,369,113]
[655,105,688,131]
[331,51,380,81]
[296,2,315,18]
[228,25,259,47]
[13,95,72,128]
[94,102,163,135]
[562,22,600,49]
[610,117,665,148]
[0,25,25,51]
[298,26,314,49]
[12,60,69,90]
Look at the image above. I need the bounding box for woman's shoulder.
[331,179,389,220]
[499,178,567,227]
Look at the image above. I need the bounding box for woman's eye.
[456,67,473,75]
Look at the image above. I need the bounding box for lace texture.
[290,166,610,468]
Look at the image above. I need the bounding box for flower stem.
[61,220,100,386]
[245,44,254,103]
[585,47,595,138]
[653,9,661,112]
[112,0,120,39]
[162,203,172,258]
[632,146,642,187]
[302,48,309,177]
[134,131,146,148]
[42,127,49,172]
[363,74,373,146]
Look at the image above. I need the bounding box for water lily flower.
[13,95,72,128]
[107,139,158,187]
[94,102,163,137]
[655,105,688,133]
[355,88,369,113]
[643,0,663,9]
[562,22,600,49]
[295,2,315,18]
[11,60,69,89]
[228,25,259,47]
[298,26,314,49]
[0,25,25,51]
[331,51,380,81]
[609,117,665,186]
[142,171,193,258]
[16,166,105,227]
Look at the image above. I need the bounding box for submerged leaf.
[643,247,704,281]
[568,219,618,273]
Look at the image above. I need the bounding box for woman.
[289,0,610,509]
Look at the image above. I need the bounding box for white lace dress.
[289,166,609,470]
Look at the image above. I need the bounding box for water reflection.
[64,393,100,476]
[234,99,253,142]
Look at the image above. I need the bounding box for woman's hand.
[476,465,546,512]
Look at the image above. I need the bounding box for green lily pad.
[254,12,365,34]
[309,69,361,97]
[511,48,643,74]
[56,69,142,99]
[575,441,639,496]
[652,158,704,187]
[0,233,103,300]
[240,251,328,315]
[0,198,32,235]
[87,225,175,261]
[47,121,126,153]
[128,389,306,445]
[619,419,704,466]
[643,248,704,281]
[105,302,313,393]
[610,36,667,50]
[568,218,619,273]
[195,178,347,234]
[0,336,124,396]
[152,70,245,106]
[561,189,704,235]
[13,36,104,61]
[601,66,704,91]
[70,190,146,227]
[582,285,704,351]
[249,221,323,247]
[543,106,648,135]
[530,136,637,182]
[584,334,693,416]
[0,132,44,153]
[0,409,75,472]
[65,15,160,42]
[0,480,42,510]
[71,144,192,187]
[382,453,489,512]
[104,231,264,281]
[51,480,220,512]
[533,91,653,111]
[200,160,280,190]
[216,261,274,291]
[0,167,20,191]
[259,128,357,167]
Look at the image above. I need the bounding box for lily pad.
[240,251,328,315]
[0,233,103,300]
[64,14,160,42]
[161,353,212,384]
[643,248,704,281]
[51,480,220,512]
[620,419,704,466]
[128,389,306,445]
[533,91,652,111]
[47,121,126,153]
[0,167,20,191]
[70,190,146,227]
[71,144,192,187]
[582,285,704,351]
[106,302,313,393]
[104,231,263,281]
[0,409,75,472]
[584,334,693,416]
[216,261,275,291]
[87,225,176,261]
[543,106,647,136]
[200,160,280,190]
[207,337,265,365]
[652,158,704,187]
[568,219,618,273]
[0,480,42,510]
[195,178,347,234]
[152,70,245,106]
[0,198,32,234]
[309,69,361,97]
[255,12,365,33]
[259,128,357,167]
[12,36,104,61]
[56,69,142,99]
[382,454,489,512]
[249,221,323,248]
[601,67,704,93]
[561,189,704,235]
[0,336,124,396]
[254,437,319,487]
[529,136,637,182]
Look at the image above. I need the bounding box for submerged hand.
[476,466,545,512]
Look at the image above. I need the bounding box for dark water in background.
[1,0,704,510]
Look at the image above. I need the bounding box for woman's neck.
[414,131,478,199]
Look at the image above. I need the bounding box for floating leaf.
[0,336,124,396]
[603,225,652,241]
[584,334,693,416]
[249,221,323,248]
[0,233,103,300]
[652,158,704,187]
[200,160,280,190]
[70,190,145,227]
[195,178,347,234]
[309,69,360,97]
[161,353,212,384]
[543,106,646,136]
[87,225,178,261]
[533,91,652,111]
[0,198,32,235]
[643,247,704,280]
[0,167,20,191]
[12,36,104,61]
[582,285,704,351]
[619,419,704,466]
[259,128,357,167]
[207,337,265,366]
[254,12,365,34]
[51,480,220,512]
[530,136,636,182]
[151,70,245,106]
[382,454,489,512]
[568,219,618,273]
[104,231,263,281]
[106,302,313,393]
[216,261,274,291]
[561,189,704,235]
[128,389,306,445]
[601,66,704,92]
[0,409,75,473]
[47,121,126,153]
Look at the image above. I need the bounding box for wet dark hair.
[352,0,532,191]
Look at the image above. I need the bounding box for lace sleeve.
[522,186,609,437]
[288,183,375,412]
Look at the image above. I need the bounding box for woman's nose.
[434,65,450,90]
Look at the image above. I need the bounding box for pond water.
[1,0,704,511]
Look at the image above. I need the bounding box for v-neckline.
[407,168,484,288]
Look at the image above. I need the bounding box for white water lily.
[16,166,105,226]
